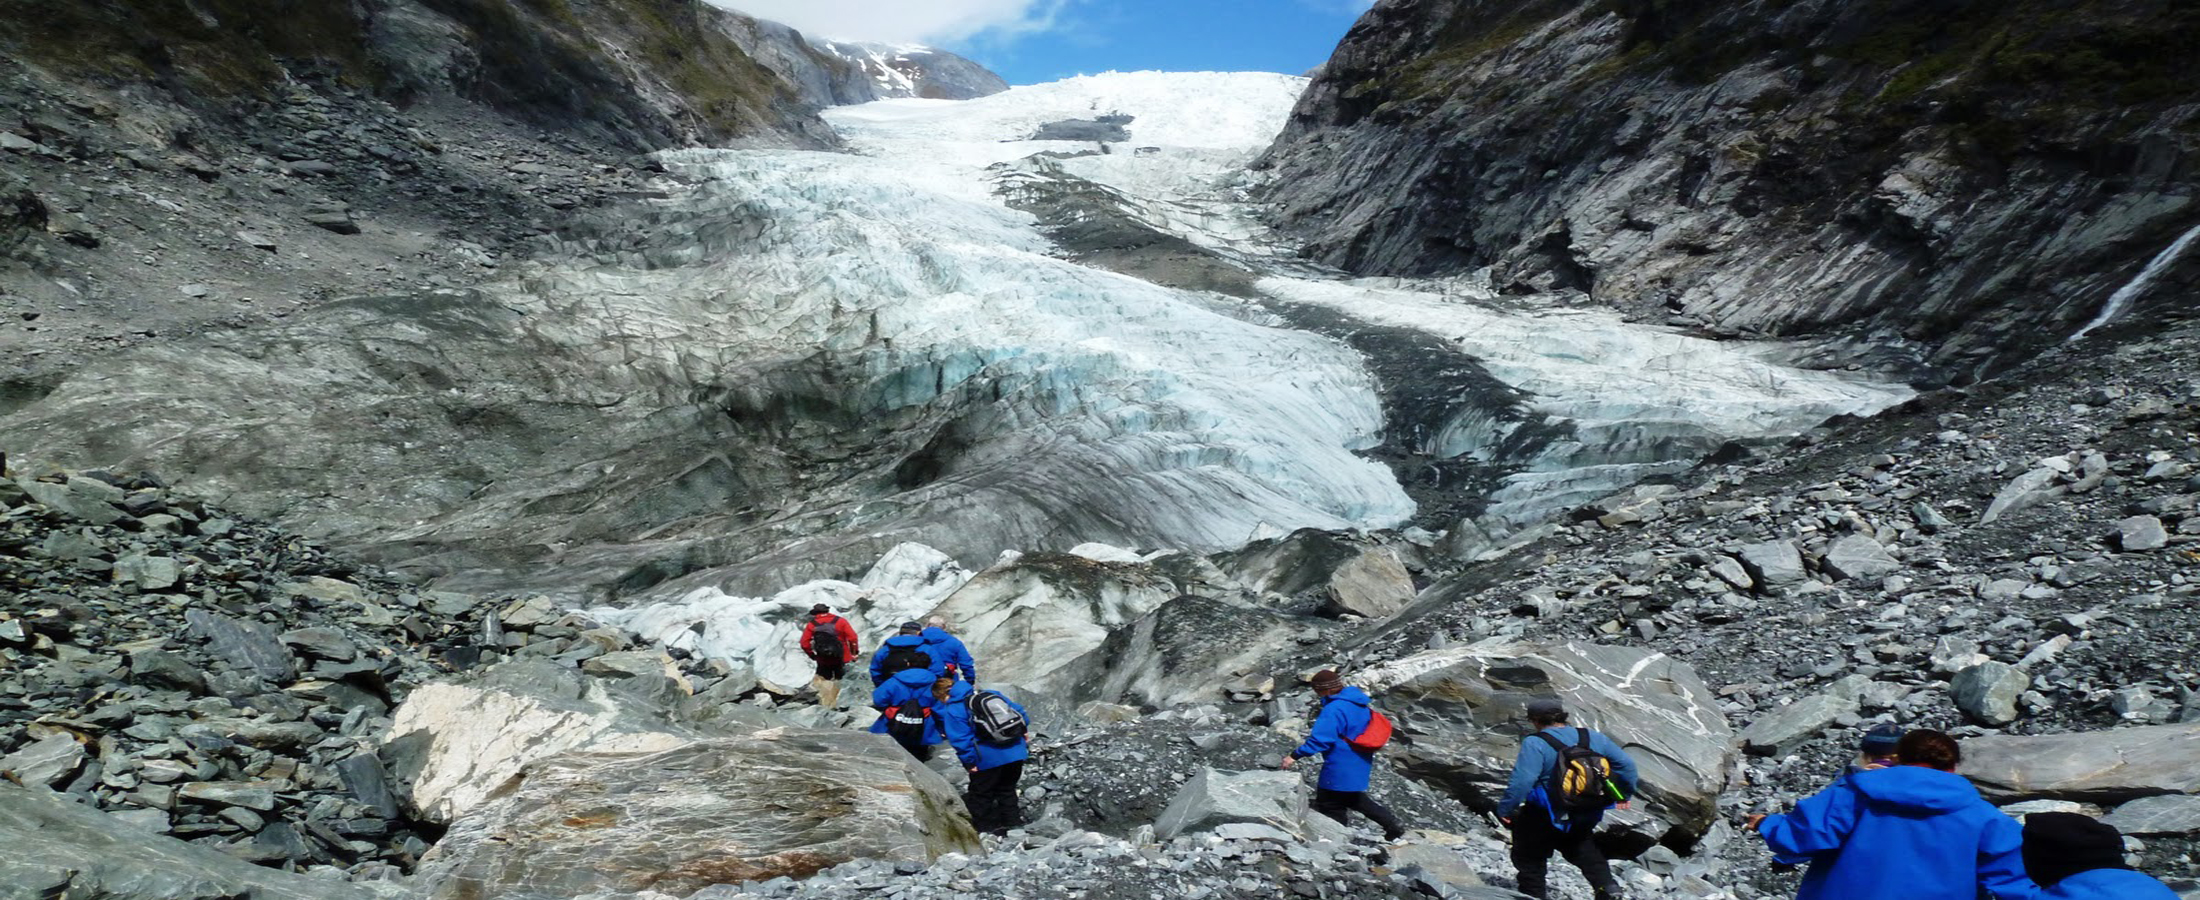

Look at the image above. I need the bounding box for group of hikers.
[799,606,1028,834]
[796,613,2181,897]
[1270,672,2182,900]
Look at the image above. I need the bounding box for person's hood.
[920,626,954,644]
[1850,765,1983,814]
[883,633,926,648]
[944,679,974,702]
[811,613,838,623]
[891,667,938,688]
[1326,686,1371,707]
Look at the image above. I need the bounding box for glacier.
[0,70,1911,604]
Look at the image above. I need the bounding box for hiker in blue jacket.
[870,621,946,683]
[1497,698,1640,900]
[1772,722,1904,869]
[868,664,945,761]
[921,616,978,684]
[932,678,1029,834]
[2023,812,2178,899]
[1278,669,1405,840]
[1750,729,2035,900]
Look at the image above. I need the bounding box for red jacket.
[800,614,859,662]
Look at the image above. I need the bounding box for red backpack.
[1348,709,1393,752]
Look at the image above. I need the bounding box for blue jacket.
[932,680,1028,771]
[1757,766,2035,900]
[867,667,944,743]
[869,634,946,683]
[2041,869,2177,899]
[1772,760,1891,865]
[1497,726,1640,826]
[920,627,978,684]
[1291,687,1381,791]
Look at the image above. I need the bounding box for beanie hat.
[2022,812,2128,887]
[1309,670,1345,694]
[810,604,830,615]
[1859,722,1903,756]
[899,621,922,634]
[1526,698,1566,720]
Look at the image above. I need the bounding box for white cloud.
[710,0,1067,46]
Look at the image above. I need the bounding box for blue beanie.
[1860,723,1904,755]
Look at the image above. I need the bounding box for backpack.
[887,697,930,745]
[809,617,845,663]
[1534,729,1620,813]
[1346,709,1393,753]
[880,644,932,677]
[968,690,1028,747]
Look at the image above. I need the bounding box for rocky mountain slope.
[0,0,996,400]
[1259,0,2200,381]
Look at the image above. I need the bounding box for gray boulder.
[929,552,1228,697]
[1358,639,1732,845]
[0,733,88,788]
[1326,547,1416,618]
[1821,534,1901,581]
[415,733,978,899]
[1046,593,1303,707]
[0,783,384,900]
[1964,723,2200,802]
[1951,661,2027,726]
[1153,767,1306,840]
[1981,467,2065,523]
[1737,541,1806,588]
[2102,794,2200,836]
[1740,676,1866,757]
[2119,515,2171,551]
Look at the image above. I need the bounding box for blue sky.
[713,0,1371,85]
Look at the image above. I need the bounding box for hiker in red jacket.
[799,603,860,709]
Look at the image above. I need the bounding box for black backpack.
[1535,729,1621,812]
[968,690,1028,747]
[880,644,932,677]
[887,696,930,745]
[810,617,845,663]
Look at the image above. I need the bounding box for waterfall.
[2068,222,2200,342]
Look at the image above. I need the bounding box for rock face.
[382,659,707,824]
[1259,0,2200,376]
[926,553,1212,696]
[1046,592,1307,708]
[415,732,980,900]
[1963,723,2200,802]
[1,0,838,153]
[1358,640,1732,845]
[0,783,385,900]
[1153,768,1308,840]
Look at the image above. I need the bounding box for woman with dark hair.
[1747,729,2036,899]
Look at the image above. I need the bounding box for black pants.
[1312,788,1404,840]
[892,735,933,762]
[967,760,1025,835]
[1510,809,1618,899]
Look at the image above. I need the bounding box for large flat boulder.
[0,783,388,900]
[415,732,979,900]
[1153,767,1307,840]
[1359,639,1733,846]
[1045,593,1306,707]
[381,659,712,824]
[1964,723,2200,802]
